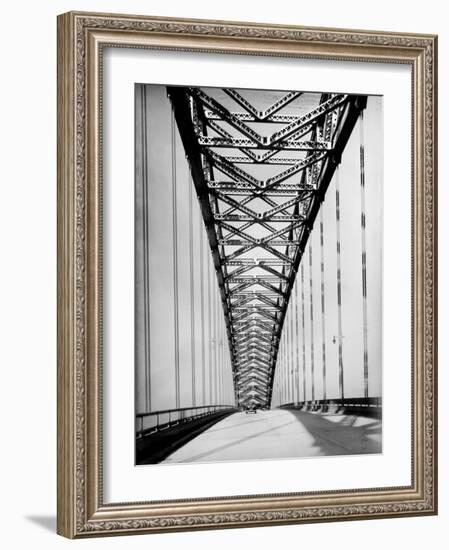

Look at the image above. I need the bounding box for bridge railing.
[136,405,237,439]
[278,397,381,415]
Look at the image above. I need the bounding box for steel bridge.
[135,84,382,464]
[168,86,366,409]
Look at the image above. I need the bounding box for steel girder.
[168,86,366,407]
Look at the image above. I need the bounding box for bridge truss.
[168,86,366,408]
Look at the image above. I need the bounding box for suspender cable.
[319,208,327,401]
[284,338,287,403]
[218,315,223,403]
[286,312,291,402]
[215,291,219,403]
[215,292,219,403]
[207,256,212,405]
[200,214,206,405]
[171,112,180,409]
[295,280,300,403]
[301,263,306,402]
[140,86,151,411]
[217,312,219,405]
[279,339,282,404]
[335,168,344,400]
[188,174,196,406]
[290,311,294,402]
[309,244,315,403]
[282,339,286,404]
[212,285,217,403]
[359,112,369,399]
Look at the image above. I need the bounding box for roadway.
[162,408,382,463]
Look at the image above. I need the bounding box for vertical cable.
[290,310,295,402]
[285,335,288,404]
[215,292,219,403]
[301,263,306,403]
[212,286,217,404]
[288,315,292,403]
[295,280,300,403]
[218,309,222,403]
[171,112,180,409]
[141,86,151,411]
[188,174,196,406]
[286,314,290,402]
[216,294,219,403]
[222,319,225,403]
[360,113,369,398]
[335,168,345,400]
[221,316,224,403]
[285,315,288,403]
[199,214,206,405]
[287,310,295,403]
[320,208,327,401]
[221,317,225,403]
[279,339,282,404]
[288,313,293,403]
[219,298,222,403]
[309,244,315,403]
[281,340,285,404]
[215,300,218,405]
[207,258,212,405]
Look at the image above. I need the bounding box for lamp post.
[332,334,345,400]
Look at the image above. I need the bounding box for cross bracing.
[168,86,366,407]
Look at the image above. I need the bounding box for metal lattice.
[168,86,366,407]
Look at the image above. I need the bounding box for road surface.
[162,408,381,463]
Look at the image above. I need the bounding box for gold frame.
[57,11,438,538]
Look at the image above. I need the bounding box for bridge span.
[135,83,383,465]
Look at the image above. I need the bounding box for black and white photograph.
[135,84,383,465]
[1,0,442,544]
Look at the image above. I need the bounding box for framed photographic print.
[57,11,437,538]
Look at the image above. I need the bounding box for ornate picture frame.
[57,11,437,538]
